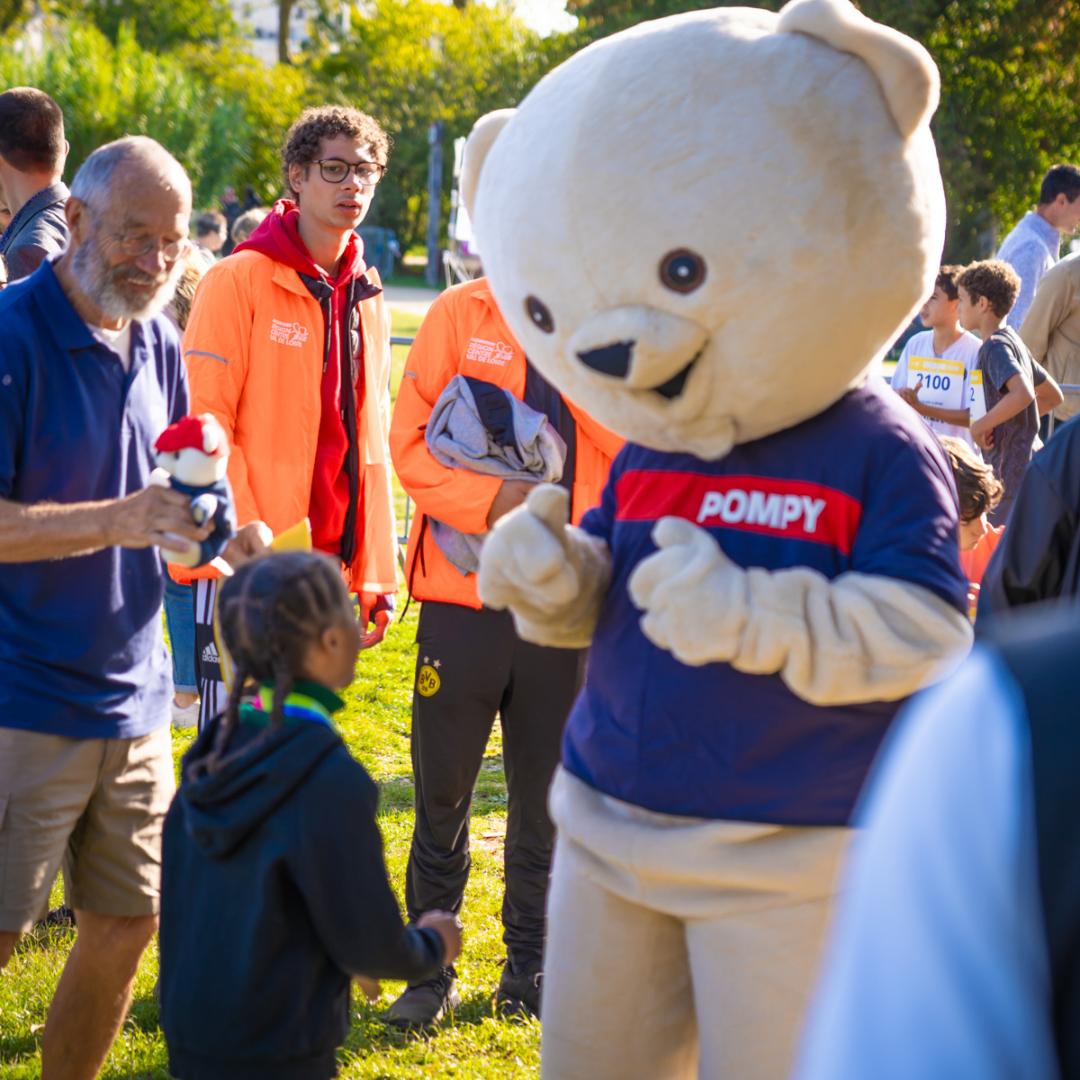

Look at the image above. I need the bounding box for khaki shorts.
[0,724,175,933]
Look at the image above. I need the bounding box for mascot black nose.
[576,340,634,378]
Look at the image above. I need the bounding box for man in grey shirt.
[996,164,1080,329]
[0,87,69,281]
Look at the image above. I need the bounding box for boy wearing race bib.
[891,266,982,447]
[958,261,1063,524]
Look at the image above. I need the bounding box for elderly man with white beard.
[0,136,266,1080]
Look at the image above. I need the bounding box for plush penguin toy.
[153,414,236,569]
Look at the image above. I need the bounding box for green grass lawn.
[0,309,541,1078]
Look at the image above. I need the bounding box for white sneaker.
[172,699,200,729]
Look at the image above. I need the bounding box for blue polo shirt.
[565,380,968,826]
[0,259,188,738]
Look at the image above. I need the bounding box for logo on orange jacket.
[465,337,514,366]
[270,319,310,348]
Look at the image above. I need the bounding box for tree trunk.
[278,0,295,64]
[0,0,27,34]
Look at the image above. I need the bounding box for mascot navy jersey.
[567,380,969,826]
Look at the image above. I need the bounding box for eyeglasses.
[105,229,190,263]
[311,158,386,186]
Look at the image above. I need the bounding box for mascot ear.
[461,110,515,222]
[778,0,939,137]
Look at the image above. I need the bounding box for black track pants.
[193,579,225,731]
[405,601,585,970]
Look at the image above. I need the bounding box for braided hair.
[191,551,352,778]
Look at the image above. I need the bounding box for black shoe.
[36,906,77,932]
[384,966,460,1028]
[495,960,542,1019]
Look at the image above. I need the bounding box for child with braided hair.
[158,552,461,1080]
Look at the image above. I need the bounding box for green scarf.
[238,679,344,730]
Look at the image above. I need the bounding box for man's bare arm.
[0,486,212,563]
[897,379,970,427]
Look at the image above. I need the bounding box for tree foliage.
[4,0,1078,262]
[0,0,27,35]
[860,0,1080,259]
[0,20,304,208]
[313,0,566,250]
[50,0,237,52]
[177,44,311,203]
[567,0,722,37]
[567,0,1080,261]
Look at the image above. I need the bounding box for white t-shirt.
[891,329,982,448]
[90,321,134,373]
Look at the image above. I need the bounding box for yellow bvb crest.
[417,663,441,698]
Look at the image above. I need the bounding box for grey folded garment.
[426,374,566,574]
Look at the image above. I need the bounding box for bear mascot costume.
[466,0,974,1076]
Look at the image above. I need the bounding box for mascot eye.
[525,295,555,334]
[659,249,707,294]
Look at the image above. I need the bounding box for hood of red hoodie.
[235,199,367,286]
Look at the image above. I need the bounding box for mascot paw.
[479,484,581,615]
[628,516,749,666]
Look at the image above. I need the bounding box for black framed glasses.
[312,158,386,186]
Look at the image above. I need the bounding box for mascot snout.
[569,306,708,398]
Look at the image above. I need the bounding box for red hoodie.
[237,201,367,560]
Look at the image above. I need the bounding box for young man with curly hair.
[957,260,1062,524]
[179,106,399,727]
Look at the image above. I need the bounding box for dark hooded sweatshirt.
[160,691,444,1080]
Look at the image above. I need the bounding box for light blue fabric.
[425,375,565,574]
[796,648,1057,1080]
[163,575,197,694]
[997,211,1061,330]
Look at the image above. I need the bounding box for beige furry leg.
[541,833,698,1080]
[685,828,850,1080]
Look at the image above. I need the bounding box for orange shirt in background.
[961,524,1004,619]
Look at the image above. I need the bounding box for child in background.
[159,552,461,1080]
[230,206,269,249]
[957,260,1063,523]
[892,266,982,447]
[939,436,1004,618]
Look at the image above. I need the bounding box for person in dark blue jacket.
[159,552,461,1080]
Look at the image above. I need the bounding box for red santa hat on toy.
[154,414,227,458]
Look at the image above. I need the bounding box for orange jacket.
[174,251,397,595]
[390,278,622,609]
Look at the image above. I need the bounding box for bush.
[313,0,569,252]
[0,19,311,208]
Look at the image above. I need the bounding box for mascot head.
[462,0,943,459]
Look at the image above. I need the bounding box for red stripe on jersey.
[615,470,863,556]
